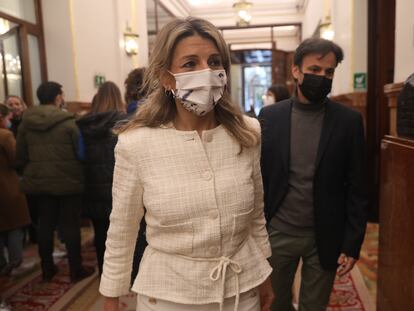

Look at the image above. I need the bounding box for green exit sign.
[353,73,367,90]
[94,75,106,87]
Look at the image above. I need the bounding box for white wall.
[42,0,77,100]
[276,37,300,52]
[301,0,368,95]
[394,0,414,82]
[353,0,367,75]
[42,0,149,102]
[331,0,353,95]
[158,0,189,18]
[230,64,243,108]
[302,0,324,39]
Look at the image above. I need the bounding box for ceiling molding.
[158,0,191,17]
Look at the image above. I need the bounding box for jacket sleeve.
[99,134,144,297]
[2,131,16,168]
[69,121,83,160]
[16,123,28,171]
[250,118,272,258]
[257,108,270,222]
[341,113,368,259]
[76,129,86,161]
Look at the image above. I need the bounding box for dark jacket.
[259,98,368,270]
[0,129,31,232]
[16,105,84,195]
[10,118,21,137]
[76,111,125,218]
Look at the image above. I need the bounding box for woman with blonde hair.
[76,81,126,275]
[100,17,274,311]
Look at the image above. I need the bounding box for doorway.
[0,25,23,101]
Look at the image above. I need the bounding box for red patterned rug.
[2,225,377,311]
[0,238,97,311]
[78,264,374,311]
[327,266,375,310]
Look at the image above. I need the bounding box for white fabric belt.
[152,238,249,311]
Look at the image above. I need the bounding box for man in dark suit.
[259,38,367,311]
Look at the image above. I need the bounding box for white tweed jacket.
[99,116,272,305]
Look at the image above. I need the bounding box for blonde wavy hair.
[117,17,259,148]
[91,81,125,113]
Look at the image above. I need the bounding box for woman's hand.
[103,297,119,311]
[258,276,275,311]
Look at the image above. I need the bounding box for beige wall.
[42,0,148,102]
[394,0,414,82]
[230,64,243,109]
[301,0,368,96]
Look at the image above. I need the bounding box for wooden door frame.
[0,27,23,99]
[366,0,396,221]
[0,0,47,106]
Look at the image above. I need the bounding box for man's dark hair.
[0,103,9,117]
[37,81,62,105]
[268,84,291,102]
[294,38,344,68]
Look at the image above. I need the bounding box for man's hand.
[103,297,119,311]
[337,253,357,276]
[258,276,275,311]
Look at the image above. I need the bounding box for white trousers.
[136,288,260,311]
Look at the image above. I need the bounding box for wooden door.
[377,136,414,310]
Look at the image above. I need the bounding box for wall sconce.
[233,0,253,26]
[124,26,139,56]
[0,18,10,35]
[318,16,334,41]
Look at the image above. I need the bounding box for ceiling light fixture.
[233,0,253,27]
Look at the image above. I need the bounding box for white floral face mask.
[169,68,227,116]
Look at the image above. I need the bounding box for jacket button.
[204,133,213,142]
[148,297,157,304]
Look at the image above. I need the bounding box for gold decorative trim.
[349,0,355,92]
[68,0,80,100]
[130,0,138,67]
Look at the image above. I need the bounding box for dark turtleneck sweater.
[270,97,326,236]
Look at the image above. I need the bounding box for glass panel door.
[28,34,41,105]
[243,65,272,115]
[0,0,37,24]
[0,27,23,99]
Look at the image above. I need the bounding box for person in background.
[77,81,126,275]
[124,67,146,115]
[262,84,290,107]
[16,81,94,283]
[5,95,39,245]
[5,95,27,137]
[259,38,367,311]
[124,67,150,284]
[101,17,274,311]
[0,104,31,276]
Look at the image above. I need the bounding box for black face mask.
[299,73,332,102]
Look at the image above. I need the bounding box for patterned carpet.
[1,224,379,311]
[0,228,97,311]
[356,223,378,300]
[78,224,380,311]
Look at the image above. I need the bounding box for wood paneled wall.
[377,82,414,310]
[330,92,367,127]
[384,82,404,137]
[378,136,414,310]
[65,101,91,117]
